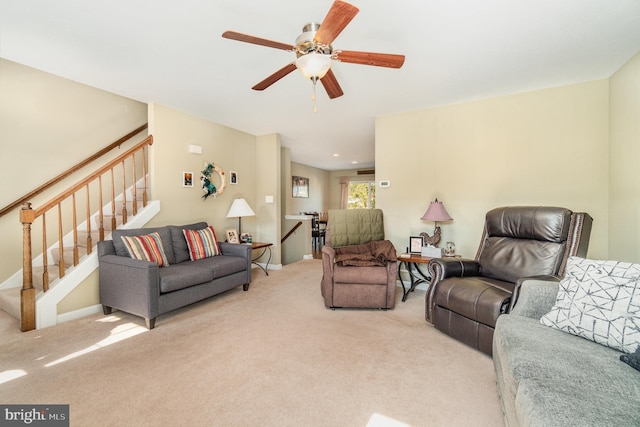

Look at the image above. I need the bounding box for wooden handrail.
[0,123,148,218]
[281,221,303,244]
[31,136,152,217]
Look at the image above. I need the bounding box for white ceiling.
[1,0,640,170]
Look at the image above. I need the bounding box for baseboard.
[57,304,103,325]
[251,263,283,271]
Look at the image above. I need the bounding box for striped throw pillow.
[120,232,170,267]
[183,226,221,260]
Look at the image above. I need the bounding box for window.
[348,181,375,209]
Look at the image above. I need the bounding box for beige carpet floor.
[0,260,504,427]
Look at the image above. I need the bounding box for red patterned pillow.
[183,226,221,260]
[120,232,170,267]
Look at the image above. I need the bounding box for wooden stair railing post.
[142,146,148,206]
[20,203,36,332]
[120,160,128,225]
[85,184,92,254]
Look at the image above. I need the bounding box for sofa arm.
[509,278,560,319]
[428,258,480,282]
[425,258,480,322]
[219,242,252,285]
[320,246,336,304]
[98,253,160,322]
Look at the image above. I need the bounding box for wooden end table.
[250,242,273,276]
[398,253,433,302]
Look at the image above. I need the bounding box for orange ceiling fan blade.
[252,63,297,91]
[320,69,344,99]
[222,31,294,51]
[314,1,359,46]
[334,50,405,68]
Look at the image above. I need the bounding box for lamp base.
[420,226,442,247]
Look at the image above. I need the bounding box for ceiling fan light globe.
[296,52,332,80]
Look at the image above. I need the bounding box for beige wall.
[255,134,282,265]
[147,103,258,232]
[376,80,610,259]
[609,52,640,262]
[0,59,147,282]
[288,162,330,215]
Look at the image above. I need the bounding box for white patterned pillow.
[540,256,640,353]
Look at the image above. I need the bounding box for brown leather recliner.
[426,206,592,356]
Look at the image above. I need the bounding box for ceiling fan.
[222,0,405,101]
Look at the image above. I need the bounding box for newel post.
[20,202,36,331]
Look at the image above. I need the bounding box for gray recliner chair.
[425,206,593,356]
[321,209,398,310]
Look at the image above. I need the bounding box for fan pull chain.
[311,77,318,113]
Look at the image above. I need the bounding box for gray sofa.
[98,222,251,329]
[493,279,640,426]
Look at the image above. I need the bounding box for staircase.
[0,189,160,329]
[0,127,155,331]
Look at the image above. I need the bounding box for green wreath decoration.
[200,162,226,200]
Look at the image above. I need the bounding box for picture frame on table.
[225,229,239,244]
[409,236,423,254]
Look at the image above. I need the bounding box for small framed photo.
[229,171,238,184]
[225,229,239,244]
[409,236,423,254]
[182,171,194,187]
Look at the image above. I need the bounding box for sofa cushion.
[333,265,389,284]
[112,226,175,264]
[169,222,209,263]
[494,313,640,426]
[183,226,221,260]
[158,264,214,293]
[540,256,640,353]
[120,232,170,267]
[191,255,248,278]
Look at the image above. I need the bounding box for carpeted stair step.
[0,265,55,321]
[97,214,123,231]
[51,246,88,268]
[0,287,21,320]
[114,199,144,213]
[31,265,59,290]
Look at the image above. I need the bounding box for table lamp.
[420,198,453,247]
[226,198,255,236]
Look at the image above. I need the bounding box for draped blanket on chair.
[334,240,397,267]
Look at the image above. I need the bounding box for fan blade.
[334,50,405,68]
[222,31,294,51]
[252,63,297,91]
[314,1,359,46]
[320,69,344,99]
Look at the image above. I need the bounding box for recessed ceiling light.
[332,153,340,157]
[351,161,358,164]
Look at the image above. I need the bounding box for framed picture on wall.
[182,171,194,188]
[292,176,309,198]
